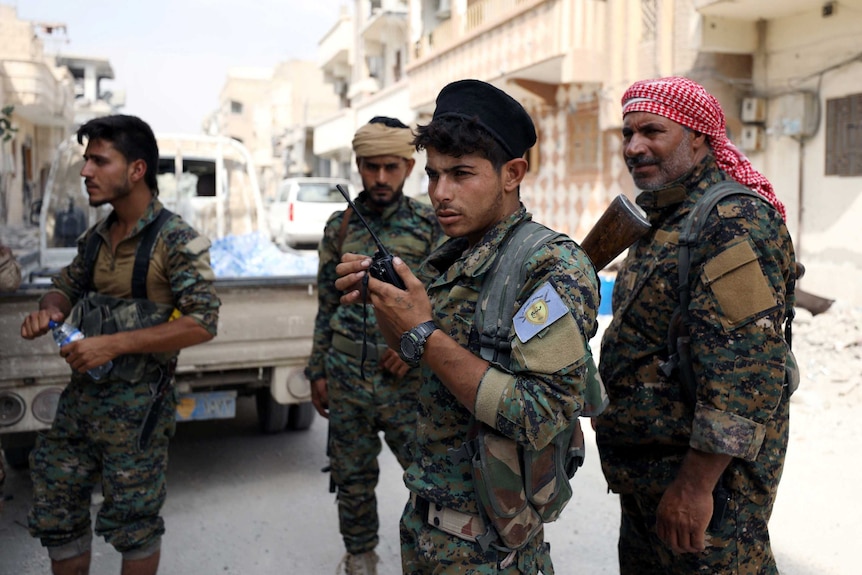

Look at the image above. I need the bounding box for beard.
[366,183,404,208]
[628,131,695,191]
[89,176,133,207]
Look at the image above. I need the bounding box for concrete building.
[314,0,425,196]
[212,62,340,200]
[693,0,862,304]
[407,0,708,241]
[305,0,862,304]
[55,54,125,126]
[0,4,74,228]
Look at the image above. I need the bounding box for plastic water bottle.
[48,320,113,380]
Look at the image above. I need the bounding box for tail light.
[288,202,294,221]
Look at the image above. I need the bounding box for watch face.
[401,336,419,359]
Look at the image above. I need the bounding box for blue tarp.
[210,233,319,278]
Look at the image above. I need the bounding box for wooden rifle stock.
[580,194,651,272]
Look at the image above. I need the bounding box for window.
[641,0,658,42]
[367,55,384,79]
[393,50,402,82]
[230,100,243,115]
[297,183,346,203]
[566,103,600,171]
[825,93,862,176]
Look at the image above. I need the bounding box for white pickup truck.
[0,135,319,467]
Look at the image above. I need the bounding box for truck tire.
[4,445,32,469]
[1,432,36,469]
[255,389,289,434]
[286,402,315,431]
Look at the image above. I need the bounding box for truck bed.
[0,276,318,387]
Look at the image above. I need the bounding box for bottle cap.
[48,320,58,329]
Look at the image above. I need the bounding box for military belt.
[331,332,389,362]
[410,492,487,543]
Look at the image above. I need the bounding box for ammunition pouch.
[68,292,175,382]
[469,419,584,551]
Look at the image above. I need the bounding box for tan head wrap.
[352,122,415,160]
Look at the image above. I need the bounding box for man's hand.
[311,377,329,418]
[335,255,433,348]
[20,308,65,340]
[380,348,410,380]
[58,334,117,375]
[656,478,713,554]
[656,449,732,554]
[334,253,373,303]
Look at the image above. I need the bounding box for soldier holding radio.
[305,116,442,575]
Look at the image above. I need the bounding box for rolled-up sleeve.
[688,202,793,460]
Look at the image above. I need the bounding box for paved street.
[0,396,621,574]
[3,390,855,574]
[2,311,859,574]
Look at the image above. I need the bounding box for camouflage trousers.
[28,373,177,555]
[400,494,553,574]
[326,348,418,555]
[618,491,778,574]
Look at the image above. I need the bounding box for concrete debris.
[792,301,862,410]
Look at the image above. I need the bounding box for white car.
[267,177,356,249]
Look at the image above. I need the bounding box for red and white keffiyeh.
[622,76,786,220]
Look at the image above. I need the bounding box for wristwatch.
[399,321,438,367]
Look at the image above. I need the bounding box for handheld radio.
[336,185,405,289]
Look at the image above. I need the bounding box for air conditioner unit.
[739,125,766,152]
[741,97,767,123]
[776,92,819,139]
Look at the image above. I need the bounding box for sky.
[13,0,351,133]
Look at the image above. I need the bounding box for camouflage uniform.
[28,198,220,559]
[402,206,598,574]
[595,157,796,574]
[305,191,442,555]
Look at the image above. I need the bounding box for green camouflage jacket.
[47,197,220,349]
[596,157,796,506]
[405,206,599,514]
[305,192,442,382]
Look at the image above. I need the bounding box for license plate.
[176,391,237,421]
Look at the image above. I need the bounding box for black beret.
[433,79,537,159]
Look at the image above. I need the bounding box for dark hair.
[77,115,159,193]
[413,115,509,172]
[368,116,410,129]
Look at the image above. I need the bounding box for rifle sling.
[674,181,794,407]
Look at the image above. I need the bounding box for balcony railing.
[409,0,605,109]
[0,59,74,125]
[318,11,353,72]
[415,0,541,59]
[693,0,820,20]
[313,107,357,157]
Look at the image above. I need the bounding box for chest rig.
[69,209,177,383]
[456,220,594,552]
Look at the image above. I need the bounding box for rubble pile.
[791,301,862,411]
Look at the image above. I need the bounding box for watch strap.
[412,320,438,340]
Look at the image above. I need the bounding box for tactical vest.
[67,209,177,382]
[659,181,800,406]
[466,220,602,551]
